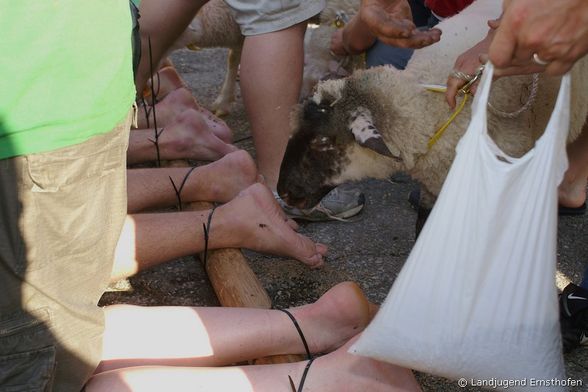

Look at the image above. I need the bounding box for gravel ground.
[101,47,588,391]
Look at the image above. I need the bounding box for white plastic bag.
[351,63,569,388]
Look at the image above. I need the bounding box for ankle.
[226,150,258,183]
[206,203,244,250]
[558,175,587,207]
[160,129,193,158]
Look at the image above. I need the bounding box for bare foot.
[157,109,238,162]
[558,172,587,209]
[298,336,422,392]
[289,282,374,355]
[138,87,232,144]
[198,150,259,203]
[213,183,328,268]
[143,65,186,102]
[559,124,588,209]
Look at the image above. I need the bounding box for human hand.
[489,0,588,76]
[360,0,441,49]
[445,22,495,108]
[330,29,348,56]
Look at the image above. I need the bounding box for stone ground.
[100,48,588,391]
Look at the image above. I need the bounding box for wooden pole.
[186,200,305,365]
[162,63,304,364]
[187,201,272,309]
[162,160,272,308]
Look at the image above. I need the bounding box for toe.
[293,234,326,268]
[316,243,328,255]
[286,218,299,230]
[306,252,325,269]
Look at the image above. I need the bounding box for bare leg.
[143,65,186,102]
[87,337,420,392]
[559,119,588,208]
[112,183,327,280]
[128,108,237,165]
[211,47,242,117]
[127,150,258,213]
[239,22,307,190]
[135,0,206,94]
[96,282,372,371]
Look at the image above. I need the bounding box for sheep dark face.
[278,90,400,209]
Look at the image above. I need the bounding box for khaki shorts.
[0,109,132,392]
[225,0,326,35]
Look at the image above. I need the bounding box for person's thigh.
[225,0,326,36]
[0,110,132,391]
[366,40,414,69]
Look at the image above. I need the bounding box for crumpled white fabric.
[351,63,569,389]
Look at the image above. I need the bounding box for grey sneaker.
[275,186,365,222]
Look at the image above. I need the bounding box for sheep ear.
[348,107,401,160]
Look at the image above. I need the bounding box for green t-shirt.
[0,1,136,159]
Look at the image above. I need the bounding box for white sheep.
[173,0,363,116]
[277,0,588,221]
[172,0,243,116]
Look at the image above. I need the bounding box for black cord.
[169,166,198,211]
[288,358,315,392]
[202,206,217,267]
[276,308,312,360]
[147,35,162,167]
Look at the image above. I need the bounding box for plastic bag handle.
[470,62,570,148]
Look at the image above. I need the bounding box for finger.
[540,42,574,64]
[488,15,518,67]
[486,50,545,76]
[511,40,535,64]
[316,243,328,256]
[330,30,347,56]
[544,59,575,77]
[468,83,479,96]
[493,63,545,77]
[445,76,463,109]
[487,18,501,29]
[378,29,441,49]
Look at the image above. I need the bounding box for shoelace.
[307,202,351,222]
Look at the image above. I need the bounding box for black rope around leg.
[169,166,198,211]
[146,35,164,167]
[288,358,315,392]
[202,206,217,267]
[139,96,152,128]
[276,309,312,360]
[276,308,314,391]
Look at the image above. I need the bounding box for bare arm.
[330,14,377,56]
[135,0,207,93]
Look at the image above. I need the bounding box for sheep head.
[278,78,403,209]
